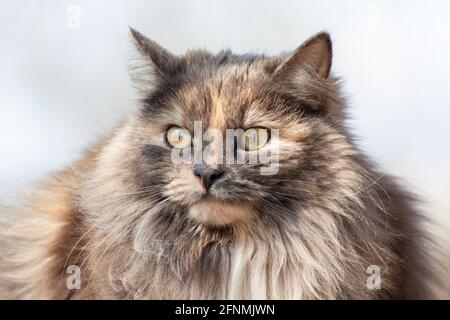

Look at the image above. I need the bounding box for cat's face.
[109,30,351,227]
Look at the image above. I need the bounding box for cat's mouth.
[198,193,222,202]
[188,196,253,226]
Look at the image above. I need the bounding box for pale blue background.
[0,1,449,234]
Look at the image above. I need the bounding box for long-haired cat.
[0,29,438,299]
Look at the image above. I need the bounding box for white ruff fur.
[106,200,376,300]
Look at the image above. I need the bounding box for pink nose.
[193,164,224,191]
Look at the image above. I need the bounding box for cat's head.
[83,29,361,229]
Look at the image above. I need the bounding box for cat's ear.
[276,32,332,79]
[129,27,178,79]
[273,33,341,116]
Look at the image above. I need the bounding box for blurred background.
[0,0,449,279]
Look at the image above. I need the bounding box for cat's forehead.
[162,57,276,130]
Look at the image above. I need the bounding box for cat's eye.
[166,126,192,149]
[238,128,270,151]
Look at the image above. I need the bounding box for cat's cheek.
[188,201,254,226]
[164,167,205,202]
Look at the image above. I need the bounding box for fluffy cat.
[0,29,437,299]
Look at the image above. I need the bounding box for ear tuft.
[129,27,177,77]
[278,32,333,79]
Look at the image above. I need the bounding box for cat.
[0,28,437,299]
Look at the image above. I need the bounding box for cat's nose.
[193,164,224,191]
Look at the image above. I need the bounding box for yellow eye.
[166,127,192,149]
[239,128,270,151]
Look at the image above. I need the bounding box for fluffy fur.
[0,29,439,299]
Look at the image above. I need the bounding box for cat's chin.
[188,197,253,226]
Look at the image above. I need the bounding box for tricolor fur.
[0,29,438,299]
